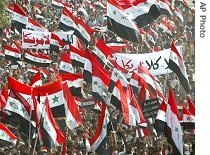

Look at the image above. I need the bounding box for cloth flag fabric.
[4,45,22,62]
[187,97,195,116]
[40,96,65,149]
[182,106,195,130]
[69,45,86,67]
[168,42,190,93]
[165,88,183,155]
[29,71,42,87]
[59,52,74,73]
[63,82,82,130]
[59,7,77,31]
[92,38,113,66]
[50,33,65,52]
[23,50,52,67]
[27,17,48,32]
[122,0,161,28]
[154,100,167,134]
[89,103,110,153]
[110,80,136,126]
[106,0,142,44]
[32,79,66,118]
[0,123,17,147]
[4,76,32,122]
[12,3,28,33]
[73,18,94,47]
[59,73,83,97]
[92,62,111,101]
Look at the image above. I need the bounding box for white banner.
[22,29,51,49]
[113,46,182,76]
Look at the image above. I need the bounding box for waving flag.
[12,3,28,33]
[59,7,77,31]
[187,96,195,116]
[73,18,94,47]
[182,106,195,130]
[50,33,65,52]
[63,82,82,130]
[168,42,190,93]
[159,0,172,17]
[27,17,48,32]
[40,96,65,149]
[110,80,136,126]
[92,38,113,66]
[89,103,110,153]
[59,52,74,73]
[165,88,183,155]
[23,50,52,67]
[154,100,167,134]
[4,45,22,62]
[59,73,83,97]
[0,123,17,147]
[107,0,142,44]
[122,0,161,28]
[32,79,66,118]
[4,76,32,122]
[92,62,111,101]
[69,45,86,67]
[29,71,42,87]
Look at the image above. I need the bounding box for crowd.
[0,0,195,154]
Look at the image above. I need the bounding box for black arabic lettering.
[145,56,162,70]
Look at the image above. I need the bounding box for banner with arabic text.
[112,46,182,76]
[22,29,51,49]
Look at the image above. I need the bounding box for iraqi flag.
[187,96,195,116]
[108,67,129,93]
[154,100,167,134]
[69,45,86,67]
[165,88,183,155]
[23,50,52,67]
[63,82,82,130]
[83,50,102,84]
[182,106,195,130]
[11,3,28,33]
[92,38,113,66]
[4,76,32,123]
[89,103,110,153]
[126,85,146,125]
[59,73,83,97]
[32,79,66,118]
[59,52,74,73]
[0,123,17,147]
[4,45,22,62]
[50,33,65,53]
[40,96,65,149]
[168,42,190,93]
[159,0,173,17]
[29,71,42,87]
[92,63,111,101]
[107,0,142,44]
[110,80,136,126]
[122,0,161,28]
[73,18,94,47]
[59,7,77,31]
[129,71,140,95]
[27,17,48,32]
